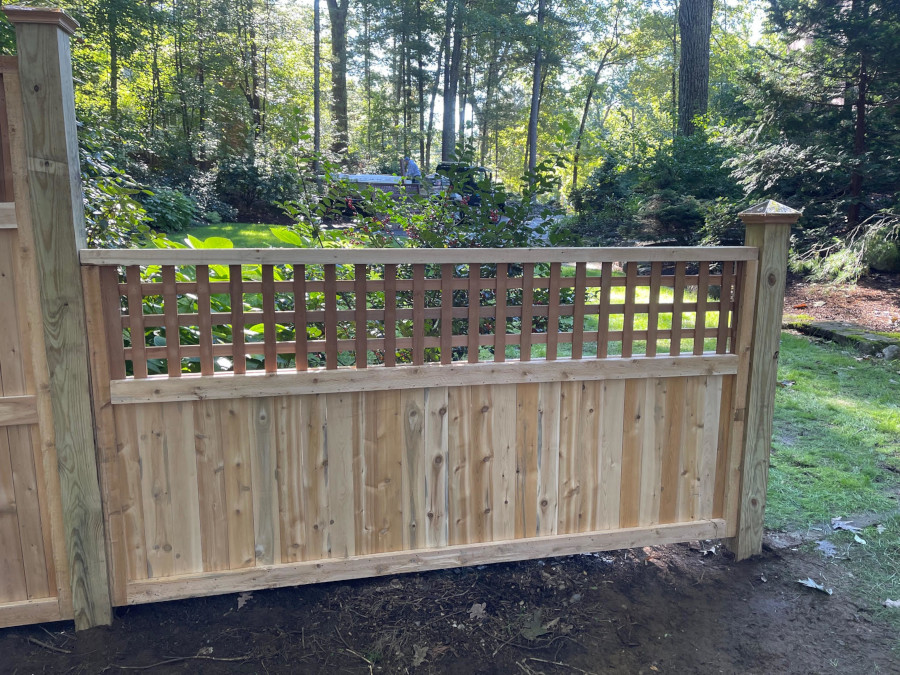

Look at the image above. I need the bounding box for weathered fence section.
[78,247,759,606]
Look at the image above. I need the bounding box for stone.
[883,344,900,360]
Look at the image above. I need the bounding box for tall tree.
[525,0,546,173]
[442,0,464,161]
[326,0,351,156]
[314,0,321,168]
[677,0,713,136]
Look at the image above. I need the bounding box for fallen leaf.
[831,517,862,534]
[854,534,867,545]
[815,540,837,557]
[877,524,886,534]
[412,644,428,667]
[883,599,900,608]
[793,303,808,309]
[468,602,486,620]
[760,574,767,583]
[520,610,550,641]
[813,301,825,307]
[237,592,253,610]
[798,577,833,595]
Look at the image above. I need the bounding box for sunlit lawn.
[179,222,288,248]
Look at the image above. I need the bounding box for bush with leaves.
[142,187,200,233]
[216,152,301,222]
[80,127,153,248]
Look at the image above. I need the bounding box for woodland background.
[1,0,898,274]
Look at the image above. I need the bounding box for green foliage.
[80,127,152,248]
[142,187,199,233]
[216,153,301,223]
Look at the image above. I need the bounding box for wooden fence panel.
[0,62,72,628]
[89,373,730,606]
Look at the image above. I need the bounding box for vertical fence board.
[596,381,625,530]
[536,382,560,536]
[515,383,540,538]
[401,389,425,550]
[355,265,368,368]
[448,386,473,545]
[557,381,582,535]
[494,263,508,362]
[228,265,245,375]
[693,263,710,355]
[261,266,277,373]
[439,265,453,365]
[161,266,181,377]
[621,262,637,358]
[222,399,255,569]
[467,265,480,363]
[491,384,517,541]
[193,401,229,572]
[111,404,147,584]
[678,377,703,521]
[0,429,26,601]
[383,265,397,367]
[658,378,685,525]
[646,262,662,357]
[423,387,449,548]
[126,265,147,378]
[546,263,561,361]
[670,262,686,356]
[698,376,723,519]
[638,378,665,526]
[412,264,425,366]
[250,398,279,565]
[294,264,307,371]
[324,392,357,559]
[196,266,214,376]
[301,395,328,560]
[619,379,644,528]
[520,264,534,361]
[596,262,612,358]
[324,265,338,370]
[275,396,305,563]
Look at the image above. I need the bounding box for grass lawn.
[771,332,900,624]
[178,222,290,248]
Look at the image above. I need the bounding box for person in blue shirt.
[403,155,421,182]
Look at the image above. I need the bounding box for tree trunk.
[526,0,546,175]
[425,35,446,170]
[848,52,868,227]
[314,0,321,170]
[442,0,464,161]
[326,0,350,157]
[676,0,713,136]
[671,0,678,137]
[108,7,119,126]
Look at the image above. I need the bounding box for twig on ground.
[334,627,374,674]
[26,637,71,654]
[102,653,250,671]
[525,656,596,674]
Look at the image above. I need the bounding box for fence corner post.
[3,6,112,628]
[728,200,800,560]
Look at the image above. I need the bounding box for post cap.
[738,200,802,225]
[3,6,80,36]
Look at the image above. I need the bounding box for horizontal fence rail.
[81,247,756,381]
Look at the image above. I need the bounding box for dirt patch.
[784,273,900,333]
[4,544,897,674]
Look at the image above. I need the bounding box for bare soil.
[4,543,897,674]
[784,272,900,333]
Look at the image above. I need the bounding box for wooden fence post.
[3,7,112,628]
[729,200,800,560]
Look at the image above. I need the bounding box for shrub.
[216,153,300,222]
[142,188,199,233]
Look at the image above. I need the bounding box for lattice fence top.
[81,247,756,380]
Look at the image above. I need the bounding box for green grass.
[768,333,900,627]
[767,333,900,530]
[179,222,289,248]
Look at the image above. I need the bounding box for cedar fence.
[0,7,800,630]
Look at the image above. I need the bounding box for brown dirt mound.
[3,544,897,674]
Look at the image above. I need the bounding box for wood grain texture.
[81,246,758,266]
[124,519,727,605]
[12,17,111,628]
[730,221,792,558]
